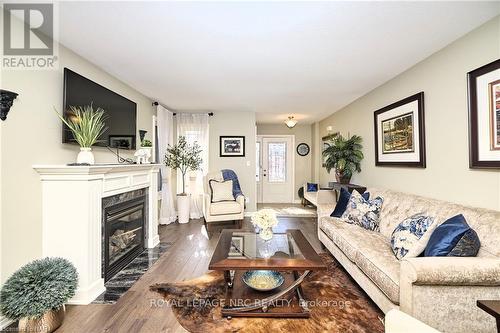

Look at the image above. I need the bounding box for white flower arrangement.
[251,209,279,230]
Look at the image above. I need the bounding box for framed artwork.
[468,59,500,168]
[109,135,135,150]
[228,236,244,257]
[374,92,426,167]
[321,133,338,167]
[220,136,245,157]
[296,143,310,156]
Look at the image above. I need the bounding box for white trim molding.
[0,316,13,330]
[33,164,161,305]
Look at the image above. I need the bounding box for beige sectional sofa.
[302,184,336,207]
[317,188,500,333]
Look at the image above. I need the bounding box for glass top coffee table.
[209,229,326,318]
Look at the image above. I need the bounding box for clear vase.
[258,227,273,241]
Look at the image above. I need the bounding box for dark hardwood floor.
[56,216,323,333]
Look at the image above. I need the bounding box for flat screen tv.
[63,68,137,149]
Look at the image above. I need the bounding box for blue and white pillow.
[341,191,384,231]
[391,214,435,260]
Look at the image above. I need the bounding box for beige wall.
[209,111,257,211]
[0,42,155,280]
[319,16,500,210]
[257,124,312,200]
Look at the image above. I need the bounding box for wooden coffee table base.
[221,270,311,318]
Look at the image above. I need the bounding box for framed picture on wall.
[220,136,245,157]
[467,59,500,168]
[373,92,426,167]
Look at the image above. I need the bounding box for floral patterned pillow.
[341,191,384,232]
[391,213,435,260]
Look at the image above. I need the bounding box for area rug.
[256,204,317,217]
[150,253,384,333]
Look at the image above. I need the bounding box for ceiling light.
[285,116,297,128]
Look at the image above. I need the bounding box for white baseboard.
[68,279,106,305]
[147,235,160,248]
[0,315,13,330]
[244,211,256,217]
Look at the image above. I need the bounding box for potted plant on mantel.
[164,136,202,224]
[54,104,107,165]
[0,257,78,333]
[323,133,363,184]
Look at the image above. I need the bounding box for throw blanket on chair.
[221,169,243,199]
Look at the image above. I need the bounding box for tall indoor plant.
[54,104,107,164]
[0,257,78,333]
[323,133,363,184]
[164,136,202,224]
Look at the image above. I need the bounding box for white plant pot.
[177,195,190,224]
[140,147,152,163]
[77,147,95,164]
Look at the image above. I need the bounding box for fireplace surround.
[34,164,160,304]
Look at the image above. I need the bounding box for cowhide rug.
[150,253,384,333]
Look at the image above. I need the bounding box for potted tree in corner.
[323,134,363,184]
[0,257,78,333]
[164,136,202,224]
[54,104,107,165]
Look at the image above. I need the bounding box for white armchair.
[203,171,245,223]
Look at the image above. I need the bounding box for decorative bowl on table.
[242,270,284,291]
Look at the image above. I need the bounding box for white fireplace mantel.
[33,163,161,304]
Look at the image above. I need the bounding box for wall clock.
[297,143,310,156]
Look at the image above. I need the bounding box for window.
[267,142,286,182]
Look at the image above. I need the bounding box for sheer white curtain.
[157,105,177,224]
[176,113,209,219]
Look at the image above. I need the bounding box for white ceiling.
[56,1,500,124]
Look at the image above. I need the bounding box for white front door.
[261,136,294,203]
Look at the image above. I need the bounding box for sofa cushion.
[355,247,401,304]
[390,213,435,260]
[210,201,242,216]
[425,214,480,257]
[341,191,384,231]
[331,188,370,218]
[307,182,318,192]
[319,216,400,303]
[209,179,235,202]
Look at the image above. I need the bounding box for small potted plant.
[54,104,107,165]
[322,134,363,184]
[164,136,202,224]
[0,257,78,333]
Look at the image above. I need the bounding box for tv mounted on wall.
[62,68,137,149]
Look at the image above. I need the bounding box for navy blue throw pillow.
[424,214,480,257]
[307,183,318,192]
[331,188,369,218]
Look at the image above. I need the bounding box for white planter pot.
[77,147,95,164]
[140,147,152,163]
[177,195,190,224]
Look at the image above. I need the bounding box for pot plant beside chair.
[323,133,363,184]
[0,257,78,333]
[164,136,202,224]
[54,104,107,165]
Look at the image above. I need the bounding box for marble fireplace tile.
[93,242,171,304]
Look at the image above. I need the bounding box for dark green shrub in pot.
[323,134,363,184]
[0,257,78,333]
